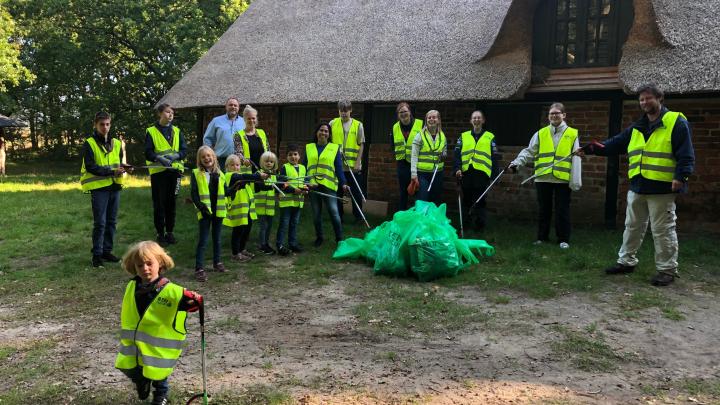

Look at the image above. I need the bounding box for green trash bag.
[409,236,461,281]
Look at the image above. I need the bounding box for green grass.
[619,289,685,320]
[550,325,635,372]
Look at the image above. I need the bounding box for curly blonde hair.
[121,241,175,276]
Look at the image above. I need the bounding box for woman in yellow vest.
[453,110,499,232]
[233,104,268,174]
[305,122,350,246]
[80,111,129,267]
[509,102,582,249]
[144,103,187,246]
[116,241,202,405]
[409,110,447,205]
[392,102,424,212]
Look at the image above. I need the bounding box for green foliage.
[0,2,34,92]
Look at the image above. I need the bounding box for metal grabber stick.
[340,152,366,202]
[457,177,464,238]
[347,187,370,228]
[186,301,208,405]
[468,164,509,214]
[244,157,286,197]
[426,164,439,192]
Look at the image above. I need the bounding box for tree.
[0,2,33,92]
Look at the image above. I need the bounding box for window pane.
[589,0,598,17]
[557,0,566,17]
[587,20,597,41]
[587,41,596,64]
[602,0,612,15]
[555,44,565,65]
[569,0,577,18]
[557,21,567,42]
[568,21,576,41]
[567,43,576,65]
[598,41,609,64]
[599,19,609,40]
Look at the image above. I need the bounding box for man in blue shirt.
[203,97,245,169]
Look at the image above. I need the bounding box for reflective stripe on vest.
[146,126,184,175]
[279,163,306,208]
[534,126,578,182]
[306,143,339,191]
[114,280,187,380]
[222,171,257,227]
[627,111,683,182]
[392,119,423,162]
[460,130,494,176]
[330,118,360,169]
[235,129,268,174]
[416,130,446,173]
[80,137,123,191]
[193,169,227,220]
[255,174,276,216]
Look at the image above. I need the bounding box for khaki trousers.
[617,191,678,274]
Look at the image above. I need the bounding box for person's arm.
[671,116,695,184]
[144,130,157,162]
[190,174,205,212]
[591,127,633,156]
[410,133,423,178]
[453,137,463,173]
[178,289,203,312]
[83,141,114,177]
[202,118,216,147]
[354,123,365,172]
[569,137,582,191]
[176,129,188,160]
[511,132,539,167]
[334,152,347,187]
[490,140,500,178]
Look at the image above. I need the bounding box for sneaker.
[194,268,208,282]
[651,272,676,286]
[605,263,635,275]
[212,262,227,273]
[532,240,544,245]
[151,395,168,405]
[313,237,324,247]
[231,253,251,262]
[92,255,104,268]
[289,245,303,253]
[277,245,291,256]
[559,242,570,249]
[241,249,256,258]
[260,245,276,255]
[102,252,121,263]
[156,233,168,247]
[164,232,177,244]
[135,378,151,400]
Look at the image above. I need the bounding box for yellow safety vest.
[279,163,306,208]
[627,111,683,182]
[115,280,187,381]
[534,126,578,182]
[235,129,268,174]
[146,126,184,175]
[416,130,446,173]
[222,171,257,227]
[460,130,495,176]
[392,119,424,162]
[255,174,276,216]
[306,143,339,191]
[192,168,227,220]
[331,118,361,169]
[80,137,124,192]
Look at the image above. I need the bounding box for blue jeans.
[196,216,223,268]
[417,170,444,205]
[396,160,411,212]
[90,188,120,256]
[258,215,274,247]
[338,171,364,221]
[276,206,301,248]
[310,187,343,241]
[121,366,169,398]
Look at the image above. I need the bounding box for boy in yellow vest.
[330,101,365,223]
[116,241,202,405]
[509,102,581,249]
[276,144,309,255]
[80,111,129,267]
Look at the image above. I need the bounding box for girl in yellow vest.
[410,110,448,205]
[509,102,582,249]
[190,146,227,281]
[233,104,268,173]
[276,144,309,255]
[392,102,424,212]
[223,154,269,262]
[115,241,202,405]
[256,151,279,254]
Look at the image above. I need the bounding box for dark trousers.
[231,220,252,255]
[338,171,364,221]
[417,170,444,205]
[276,206,301,248]
[396,160,411,212]
[535,182,572,243]
[196,216,223,268]
[122,366,169,398]
[258,214,274,247]
[310,186,343,241]
[90,189,120,256]
[150,171,179,235]
[461,171,490,231]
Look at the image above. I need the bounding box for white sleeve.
[512,132,540,166]
[570,137,582,191]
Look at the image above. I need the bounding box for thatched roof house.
[0,114,27,128]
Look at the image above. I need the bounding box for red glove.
[407,177,420,196]
[183,289,203,313]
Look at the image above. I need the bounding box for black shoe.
[164,232,177,244]
[651,272,676,286]
[313,237,324,247]
[260,245,276,255]
[289,245,303,253]
[277,246,291,256]
[102,252,121,263]
[156,233,168,247]
[92,255,104,268]
[151,394,168,405]
[605,263,635,275]
[135,378,151,400]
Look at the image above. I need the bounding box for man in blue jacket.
[582,84,695,286]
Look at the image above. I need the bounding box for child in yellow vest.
[223,154,268,261]
[115,241,202,405]
[256,151,278,254]
[276,144,309,255]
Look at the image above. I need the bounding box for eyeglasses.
[548,112,563,116]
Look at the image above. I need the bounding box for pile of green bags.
[333,200,494,281]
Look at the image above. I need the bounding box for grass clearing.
[550,325,635,372]
[619,289,685,320]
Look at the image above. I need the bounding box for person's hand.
[507,163,518,174]
[121,164,134,174]
[200,206,212,219]
[455,170,462,179]
[672,179,684,192]
[259,172,269,180]
[574,147,586,157]
[183,290,203,312]
[114,167,126,176]
[156,156,172,167]
[242,159,251,167]
[407,177,420,196]
[343,184,351,192]
[167,153,181,162]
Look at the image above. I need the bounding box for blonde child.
[276,144,309,255]
[190,146,227,281]
[223,154,268,261]
[115,241,202,405]
[256,151,278,254]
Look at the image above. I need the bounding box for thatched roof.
[0,114,27,128]
[162,0,720,109]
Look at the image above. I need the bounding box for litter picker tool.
[456,178,464,238]
[347,187,370,228]
[468,164,509,214]
[426,164,439,192]
[186,301,208,405]
[340,152,366,202]
[244,158,286,197]
[310,189,349,202]
[520,140,604,185]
